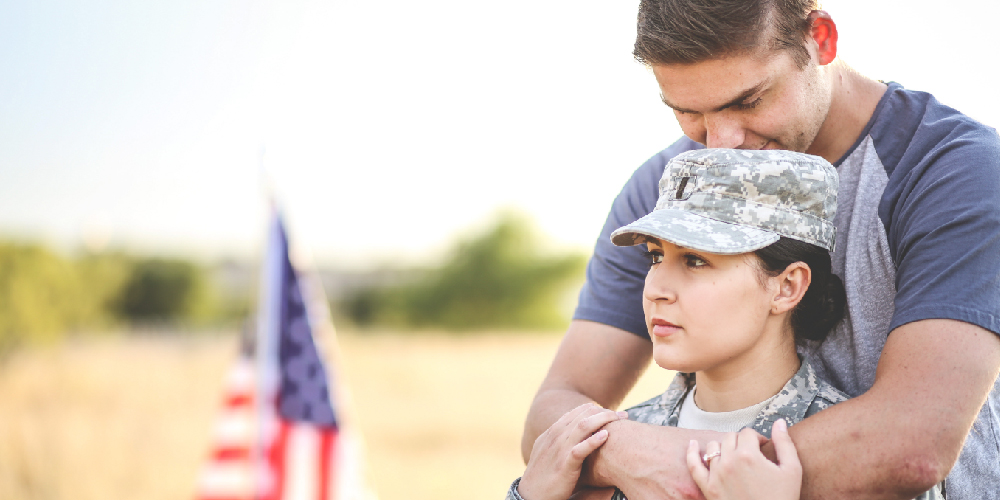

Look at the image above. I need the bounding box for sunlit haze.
[1,0,996,268]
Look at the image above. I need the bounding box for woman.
[506,149,941,500]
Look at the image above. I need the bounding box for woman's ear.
[771,262,811,315]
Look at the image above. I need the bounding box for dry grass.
[0,330,675,500]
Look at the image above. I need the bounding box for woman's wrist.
[507,477,527,500]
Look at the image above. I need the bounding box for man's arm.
[774,319,1000,499]
[524,318,1000,500]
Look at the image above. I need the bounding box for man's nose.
[704,114,746,148]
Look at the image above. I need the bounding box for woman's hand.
[518,403,628,500]
[685,419,802,500]
[566,487,617,500]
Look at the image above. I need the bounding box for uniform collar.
[655,357,821,437]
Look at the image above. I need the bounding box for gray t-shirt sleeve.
[572,138,702,338]
[874,88,1000,335]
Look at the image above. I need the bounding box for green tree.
[344,213,586,330]
[0,242,88,353]
[114,258,215,324]
[74,251,133,327]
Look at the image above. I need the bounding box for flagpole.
[254,166,282,499]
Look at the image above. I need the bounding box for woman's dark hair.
[753,237,845,343]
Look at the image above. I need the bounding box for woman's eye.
[684,254,708,268]
[644,251,663,266]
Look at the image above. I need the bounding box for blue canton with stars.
[275,224,339,428]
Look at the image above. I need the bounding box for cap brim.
[610,209,779,254]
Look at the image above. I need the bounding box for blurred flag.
[196,211,371,500]
[195,326,258,500]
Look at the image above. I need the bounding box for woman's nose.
[643,264,678,304]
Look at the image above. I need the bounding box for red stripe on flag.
[224,393,253,408]
[212,446,251,461]
[261,420,290,500]
[318,430,338,500]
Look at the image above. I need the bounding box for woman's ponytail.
[753,237,847,344]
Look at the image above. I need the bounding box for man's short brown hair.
[634,0,819,67]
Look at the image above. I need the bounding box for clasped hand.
[684,419,802,500]
[518,403,628,500]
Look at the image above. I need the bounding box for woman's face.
[642,239,780,374]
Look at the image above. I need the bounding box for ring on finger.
[702,450,721,464]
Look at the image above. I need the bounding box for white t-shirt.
[676,387,777,432]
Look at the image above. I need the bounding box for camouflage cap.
[611,148,838,254]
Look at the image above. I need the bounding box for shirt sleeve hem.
[890,304,1000,336]
[506,477,526,500]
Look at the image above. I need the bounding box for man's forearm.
[583,419,718,500]
[776,320,1000,499]
[771,391,941,499]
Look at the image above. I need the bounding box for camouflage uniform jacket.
[505,358,944,500]
[622,357,847,439]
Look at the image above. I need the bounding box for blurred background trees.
[114,259,215,323]
[338,212,587,330]
[0,212,589,355]
[0,243,231,356]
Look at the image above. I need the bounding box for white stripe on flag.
[198,463,254,497]
[228,360,255,391]
[283,424,320,500]
[213,408,254,445]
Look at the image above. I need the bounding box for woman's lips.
[650,319,680,337]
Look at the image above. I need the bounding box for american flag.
[196,213,370,500]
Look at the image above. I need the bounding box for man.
[521,1,1000,499]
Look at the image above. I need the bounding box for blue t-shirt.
[574,82,1000,498]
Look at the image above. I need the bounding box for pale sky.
[1,0,997,268]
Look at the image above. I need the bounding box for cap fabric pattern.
[611,149,839,254]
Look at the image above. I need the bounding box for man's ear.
[808,10,838,66]
[771,262,811,315]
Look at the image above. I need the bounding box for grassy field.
[0,330,675,500]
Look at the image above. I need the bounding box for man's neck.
[806,60,888,164]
